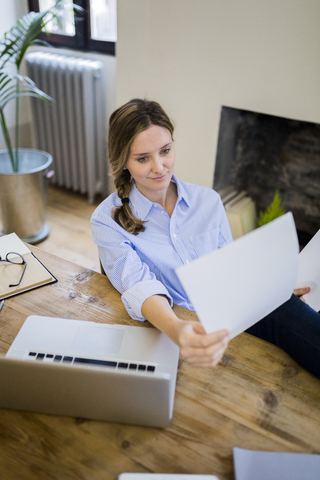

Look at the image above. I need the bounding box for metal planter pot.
[0,149,53,244]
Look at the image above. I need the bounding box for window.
[28,0,117,55]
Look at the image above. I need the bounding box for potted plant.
[0,0,80,243]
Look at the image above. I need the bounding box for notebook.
[0,233,57,301]
[1,315,180,428]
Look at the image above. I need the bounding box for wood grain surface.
[0,246,319,480]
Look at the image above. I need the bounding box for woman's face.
[125,125,175,200]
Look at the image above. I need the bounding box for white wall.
[116,0,320,188]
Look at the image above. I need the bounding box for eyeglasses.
[0,252,27,287]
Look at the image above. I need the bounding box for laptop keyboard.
[27,351,156,372]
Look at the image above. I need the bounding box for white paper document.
[295,228,320,312]
[233,447,320,480]
[176,213,299,338]
[119,475,219,480]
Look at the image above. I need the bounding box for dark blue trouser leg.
[246,294,320,379]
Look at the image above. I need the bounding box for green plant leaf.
[258,190,286,227]
[0,73,51,110]
[0,0,82,171]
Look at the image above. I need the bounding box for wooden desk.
[0,246,319,480]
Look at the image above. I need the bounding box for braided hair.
[108,98,175,235]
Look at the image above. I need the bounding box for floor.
[37,185,105,272]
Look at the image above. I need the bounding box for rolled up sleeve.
[122,280,173,321]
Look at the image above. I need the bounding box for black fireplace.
[214,106,320,243]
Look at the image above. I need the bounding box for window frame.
[28,0,116,56]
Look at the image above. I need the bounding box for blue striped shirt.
[90,175,232,321]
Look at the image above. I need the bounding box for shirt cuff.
[121,279,173,321]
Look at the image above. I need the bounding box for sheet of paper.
[233,447,320,480]
[295,229,320,312]
[176,213,299,338]
[119,475,219,480]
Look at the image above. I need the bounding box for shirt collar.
[129,175,191,221]
[174,175,191,208]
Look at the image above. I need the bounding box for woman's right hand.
[141,294,230,367]
[174,320,230,367]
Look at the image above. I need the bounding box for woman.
[91,98,320,378]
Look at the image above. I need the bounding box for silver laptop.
[0,315,179,428]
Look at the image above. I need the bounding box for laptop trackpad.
[72,326,125,355]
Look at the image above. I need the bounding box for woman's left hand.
[293,287,310,302]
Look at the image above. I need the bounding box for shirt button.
[173,234,176,238]
[186,260,189,264]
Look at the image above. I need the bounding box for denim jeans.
[246,294,320,379]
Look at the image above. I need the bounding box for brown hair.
[108,98,174,235]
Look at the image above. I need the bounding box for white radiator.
[26,51,107,204]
